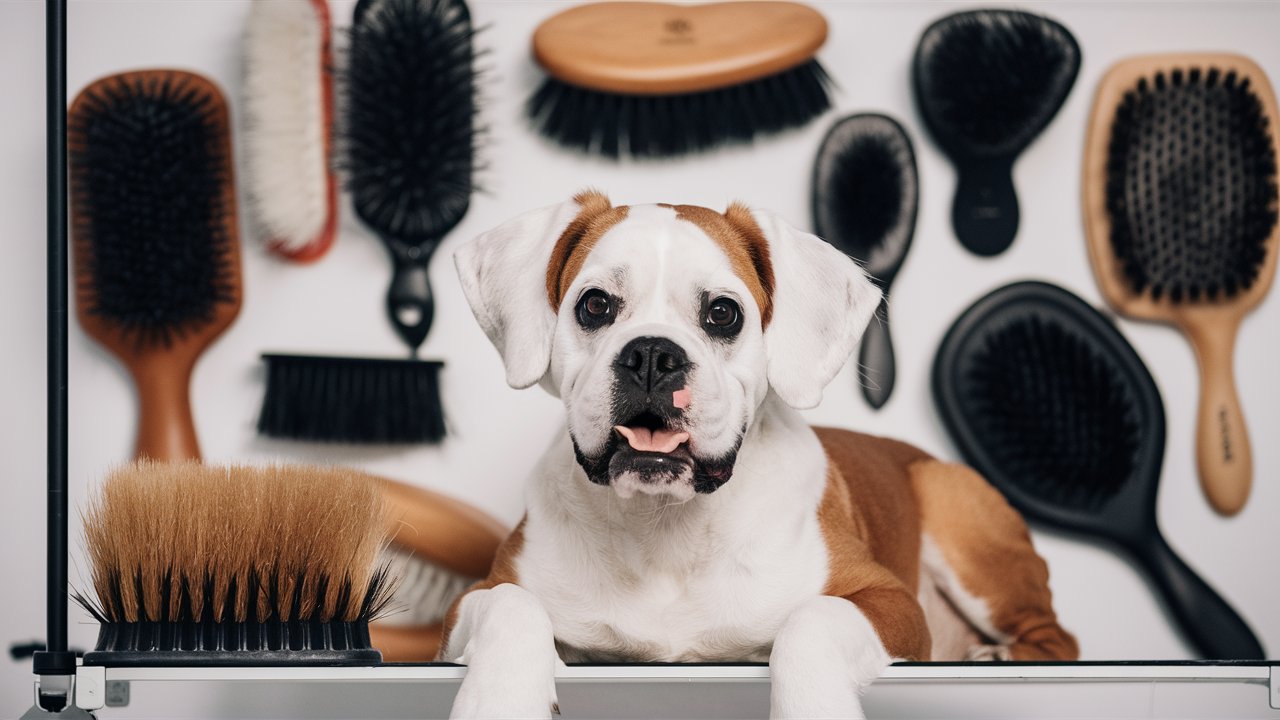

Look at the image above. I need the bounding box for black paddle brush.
[933,281,1263,660]
[257,0,479,444]
[913,9,1079,256]
[812,113,918,409]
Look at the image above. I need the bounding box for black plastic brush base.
[384,237,439,352]
[952,156,1019,257]
[858,298,896,409]
[83,619,381,667]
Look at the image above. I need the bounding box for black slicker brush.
[258,0,479,444]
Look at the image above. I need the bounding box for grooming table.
[70,661,1279,719]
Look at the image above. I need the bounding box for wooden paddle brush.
[77,461,394,666]
[369,478,506,661]
[69,70,242,461]
[1084,54,1280,516]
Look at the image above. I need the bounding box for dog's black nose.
[615,336,689,393]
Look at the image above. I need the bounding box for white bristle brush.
[243,0,337,262]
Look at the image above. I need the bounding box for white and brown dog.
[442,191,1077,719]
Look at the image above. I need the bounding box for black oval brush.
[933,280,1263,659]
[257,0,479,444]
[812,113,918,409]
[913,9,1079,257]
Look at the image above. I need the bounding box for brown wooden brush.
[69,70,242,461]
[369,479,506,661]
[1083,53,1280,515]
[77,461,394,666]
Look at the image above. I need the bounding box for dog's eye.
[576,289,616,329]
[704,297,742,337]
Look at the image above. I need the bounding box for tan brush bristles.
[83,461,389,624]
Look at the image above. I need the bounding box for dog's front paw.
[769,596,891,720]
[449,584,559,720]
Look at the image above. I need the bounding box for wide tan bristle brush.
[1083,53,1280,515]
[77,461,394,666]
[69,70,242,461]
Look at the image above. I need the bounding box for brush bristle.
[257,354,446,444]
[69,72,238,348]
[527,60,832,159]
[343,0,478,242]
[1105,67,1279,302]
[915,9,1079,157]
[959,316,1140,512]
[243,0,333,254]
[77,461,394,627]
[814,116,916,267]
[376,546,475,627]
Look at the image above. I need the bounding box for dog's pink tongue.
[615,425,690,453]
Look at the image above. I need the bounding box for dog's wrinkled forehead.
[543,190,776,324]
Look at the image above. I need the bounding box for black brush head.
[257,354,446,444]
[527,60,832,159]
[812,113,918,285]
[345,0,478,243]
[933,281,1164,543]
[69,72,238,348]
[1105,67,1279,302]
[914,9,1080,158]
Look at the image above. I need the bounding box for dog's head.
[456,191,880,501]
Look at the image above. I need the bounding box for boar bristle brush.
[526,1,832,158]
[243,0,338,263]
[1083,54,1280,516]
[69,70,242,461]
[76,461,395,666]
[257,0,479,444]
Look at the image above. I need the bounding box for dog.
[442,191,1078,719]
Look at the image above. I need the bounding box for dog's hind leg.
[910,460,1079,661]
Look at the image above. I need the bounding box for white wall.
[2,0,1278,716]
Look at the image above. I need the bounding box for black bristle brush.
[933,280,1264,660]
[526,1,832,158]
[913,9,1079,256]
[257,0,479,444]
[1084,54,1280,516]
[69,70,242,461]
[76,461,395,666]
[812,113,918,409]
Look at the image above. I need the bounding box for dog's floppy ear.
[454,196,588,389]
[753,208,881,409]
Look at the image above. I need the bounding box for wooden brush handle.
[1186,318,1252,515]
[132,353,200,461]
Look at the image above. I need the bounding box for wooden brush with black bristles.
[257,0,480,444]
[76,461,395,666]
[1084,54,1280,516]
[70,70,242,461]
[526,1,832,158]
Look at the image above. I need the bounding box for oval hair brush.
[242,0,338,263]
[812,113,918,409]
[257,0,479,444]
[76,461,394,666]
[913,9,1079,257]
[933,280,1264,659]
[527,1,831,158]
[369,478,506,661]
[1083,54,1280,516]
[69,70,242,461]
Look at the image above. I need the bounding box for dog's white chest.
[520,501,830,663]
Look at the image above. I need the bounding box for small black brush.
[257,0,479,444]
[812,113,918,409]
[933,280,1264,659]
[913,9,1079,256]
[526,1,832,158]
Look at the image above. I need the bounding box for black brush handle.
[858,297,895,409]
[384,237,438,354]
[1133,532,1264,659]
[952,156,1018,257]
